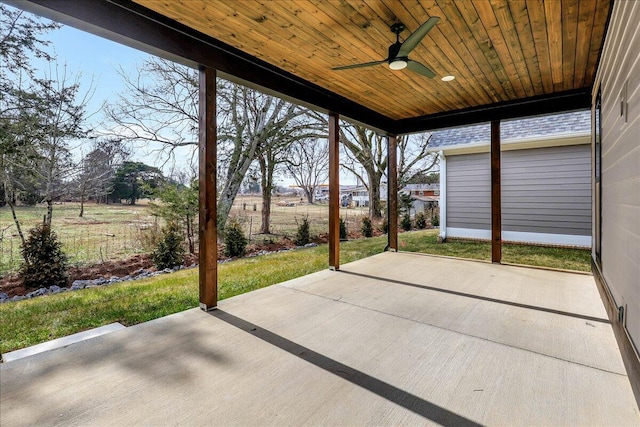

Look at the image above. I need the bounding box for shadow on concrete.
[1,311,233,423]
[212,309,484,427]
[339,270,609,324]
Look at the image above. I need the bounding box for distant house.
[400,184,439,214]
[314,184,358,203]
[402,183,439,197]
[348,183,438,213]
[349,183,387,207]
[407,196,439,215]
[429,110,591,247]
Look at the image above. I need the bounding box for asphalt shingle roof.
[428,110,591,148]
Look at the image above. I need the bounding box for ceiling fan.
[332,17,440,78]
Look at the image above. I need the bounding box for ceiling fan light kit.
[389,59,408,70]
[333,17,440,78]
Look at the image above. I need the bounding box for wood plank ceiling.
[133,0,611,122]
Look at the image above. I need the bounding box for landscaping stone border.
[0,243,318,304]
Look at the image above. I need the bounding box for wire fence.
[229,196,371,244]
[0,212,158,275]
[0,197,374,274]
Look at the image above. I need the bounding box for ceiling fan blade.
[398,17,440,57]
[407,60,436,78]
[332,60,386,70]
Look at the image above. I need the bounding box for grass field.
[0,229,591,354]
[0,196,372,274]
[228,194,369,239]
[1,203,157,274]
[0,203,155,273]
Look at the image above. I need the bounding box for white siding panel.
[595,0,640,355]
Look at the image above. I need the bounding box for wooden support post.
[491,120,502,263]
[387,135,398,251]
[198,66,217,310]
[328,112,340,270]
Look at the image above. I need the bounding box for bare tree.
[339,125,387,219]
[254,110,324,234]
[29,65,91,225]
[75,138,129,216]
[217,84,299,232]
[103,59,198,161]
[340,124,437,219]
[105,57,321,231]
[397,133,438,188]
[1,4,60,245]
[285,138,329,204]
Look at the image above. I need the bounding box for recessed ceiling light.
[441,75,455,82]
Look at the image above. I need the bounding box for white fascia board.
[445,227,591,248]
[428,133,591,156]
[439,151,446,239]
[446,228,491,240]
[502,231,592,248]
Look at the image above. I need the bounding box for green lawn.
[0,230,590,354]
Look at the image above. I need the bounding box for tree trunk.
[45,198,53,226]
[186,216,194,253]
[217,174,245,231]
[3,181,26,247]
[304,188,314,204]
[7,200,26,248]
[79,190,85,218]
[259,156,271,234]
[368,173,382,219]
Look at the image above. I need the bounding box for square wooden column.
[491,120,502,263]
[328,112,340,270]
[198,66,218,310]
[387,135,398,251]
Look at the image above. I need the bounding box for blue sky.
[44,25,147,124]
[21,9,197,176]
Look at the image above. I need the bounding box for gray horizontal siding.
[447,153,490,229]
[597,0,640,353]
[502,145,591,235]
[446,145,592,236]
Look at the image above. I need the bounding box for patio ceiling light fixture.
[389,58,408,70]
[441,75,455,81]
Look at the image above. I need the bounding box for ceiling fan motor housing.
[389,43,405,61]
[388,23,406,64]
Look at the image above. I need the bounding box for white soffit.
[429,133,591,156]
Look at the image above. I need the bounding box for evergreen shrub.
[19,223,69,289]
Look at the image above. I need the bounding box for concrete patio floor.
[1,252,638,426]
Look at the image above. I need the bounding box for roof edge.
[396,89,592,134]
[429,133,591,156]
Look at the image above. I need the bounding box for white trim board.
[2,323,126,363]
[439,151,447,239]
[428,133,590,156]
[446,227,591,248]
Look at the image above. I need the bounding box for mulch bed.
[0,236,319,298]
